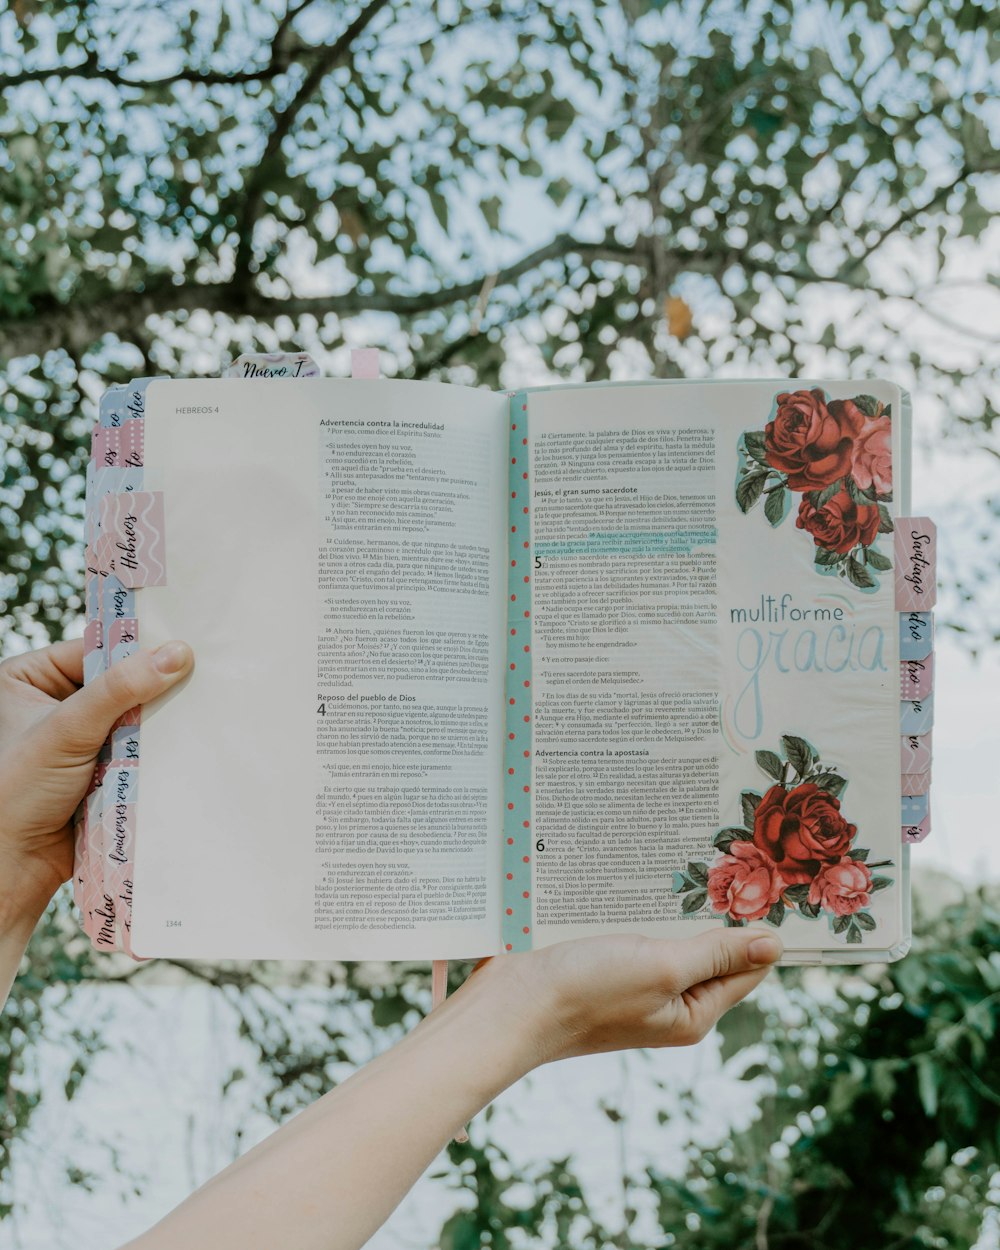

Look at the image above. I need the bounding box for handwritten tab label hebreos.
[894,518,937,611]
[98,491,167,588]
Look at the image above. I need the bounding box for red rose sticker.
[795,489,880,555]
[752,782,856,885]
[807,857,873,917]
[707,841,785,922]
[763,389,865,492]
[852,414,892,497]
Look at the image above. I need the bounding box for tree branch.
[233,0,396,286]
[0,233,637,359]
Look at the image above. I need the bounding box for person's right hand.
[474,928,781,1065]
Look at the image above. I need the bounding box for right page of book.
[502,380,908,962]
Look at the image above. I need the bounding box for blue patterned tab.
[900,693,934,736]
[899,611,933,661]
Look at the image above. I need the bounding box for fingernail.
[152,641,192,675]
[748,936,782,965]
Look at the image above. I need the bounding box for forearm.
[127,958,547,1250]
[0,897,47,1012]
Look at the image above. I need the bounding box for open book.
[79,369,930,965]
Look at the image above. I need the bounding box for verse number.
[317,702,326,716]
[165,920,183,928]
[534,555,542,570]
[535,838,545,853]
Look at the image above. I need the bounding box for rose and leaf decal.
[672,735,893,944]
[737,388,894,590]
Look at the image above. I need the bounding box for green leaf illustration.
[866,548,892,571]
[782,884,810,905]
[714,827,754,852]
[855,911,877,931]
[755,750,784,781]
[846,556,875,589]
[816,479,842,507]
[832,914,852,935]
[811,771,847,798]
[742,431,768,464]
[682,889,708,914]
[724,915,747,927]
[846,922,863,943]
[764,484,786,526]
[847,476,877,505]
[814,547,843,567]
[850,847,870,861]
[673,872,697,893]
[854,394,880,417]
[741,791,762,828]
[870,875,893,892]
[781,735,817,778]
[765,900,786,926]
[799,900,822,919]
[736,469,768,513]
[877,503,894,534]
[687,861,710,887]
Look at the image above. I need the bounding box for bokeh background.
[1,1,998,1247]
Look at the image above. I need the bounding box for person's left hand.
[0,639,193,928]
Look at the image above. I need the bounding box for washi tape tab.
[351,348,380,379]
[98,491,167,587]
[224,351,320,379]
[900,653,933,701]
[901,731,932,774]
[901,793,929,825]
[899,611,933,661]
[901,769,931,796]
[900,694,933,736]
[894,518,936,611]
[904,813,931,844]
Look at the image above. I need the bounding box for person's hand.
[471,927,782,1065]
[0,639,194,930]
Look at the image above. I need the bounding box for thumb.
[38,641,194,764]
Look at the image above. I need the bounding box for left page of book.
[130,378,509,961]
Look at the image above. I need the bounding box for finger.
[666,927,783,993]
[32,642,194,764]
[682,962,776,1031]
[1,639,86,700]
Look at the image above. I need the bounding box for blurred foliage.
[0,0,998,645]
[3,879,999,1247]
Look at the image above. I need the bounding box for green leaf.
[854,394,880,418]
[782,883,810,904]
[741,791,761,828]
[755,750,784,781]
[781,735,817,779]
[682,889,708,914]
[846,556,875,589]
[916,1054,939,1117]
[673,871,697,893]
[870,875,893,892]
[736,469,768,513]
[714,826,753,851]
[850,847,870,861]
[742,430,768,464]
[814,547,844,567]
[833,914,851,935]
[687,861,710,887]
[764,484,786,526]
[815,479,842,507]
[765,900,786,926]
[811,771,847,798]
[799,900,822,919]
[428,190,449,232]
[717,1002,767,1062]
[724,914,747,927]
[855,911,877,931]
[846,476,876,505]
[878,504,895,534]
[866,548,892,571]
[846,922,863,944]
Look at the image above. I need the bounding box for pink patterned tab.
[84,617,104,657]
[109,618,138,651]
[900,731,932,774]
[99,492,167,587]
[90,421,143,468]
[903,813,931,844]
[901,770,931,796]
[351,348,380,379]
[899,654,933,701]
[894,518,936,610]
